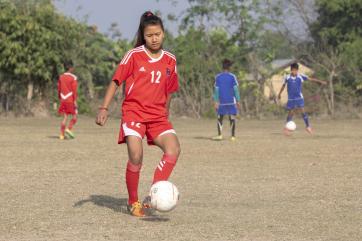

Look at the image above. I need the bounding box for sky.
[54,0,310,42]
[54,0,189,40]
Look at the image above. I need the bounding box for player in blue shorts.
[213,59,241,141]
[278,63,326,135]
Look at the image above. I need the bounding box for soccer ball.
[285,121,297,131]
[150,181,179,212]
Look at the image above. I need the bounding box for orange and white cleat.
[127,201,145,217]
[142,195,152,209]
[142,195,156,215]
[306,127,313,134]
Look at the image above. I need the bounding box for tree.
[0,1,59,111]
[303,44,342,116]
[312,0,362,47]
[266,0,362,115]
[166,0,285,117]
[0,0,129,114]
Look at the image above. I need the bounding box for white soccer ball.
[285,121,297,131]
[150,181,179,212]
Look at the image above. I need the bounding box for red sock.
[126,161,142,205]
[68,116,77,130]
[153,154,178,184]
[60,123,66,135]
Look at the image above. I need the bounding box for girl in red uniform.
[58,61,78,140]
[96,11,180,217]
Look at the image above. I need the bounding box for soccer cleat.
[230,136,236,141]
[142,195,156,215]
[59,135,65,140]
[212,135,223,141]
[142,195,152,209]
[306,127,313,134]
[127,201,145,217]
[65,129,75,139]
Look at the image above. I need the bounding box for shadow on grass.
[193,136,215,141]
[141,216,170,222]
[47,135,74,140]
[73,195,129,214]
[73,194,170,222]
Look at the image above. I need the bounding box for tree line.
[0,0,361,117]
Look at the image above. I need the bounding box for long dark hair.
[134,11,164,48]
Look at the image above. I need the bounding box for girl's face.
[291,68,298,76]
[143,24,164,52]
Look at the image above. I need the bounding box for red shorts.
[58,102,77,115]
[118,120,176,145]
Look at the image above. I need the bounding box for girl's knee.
[166,144,181,157]
[129,152,143,164]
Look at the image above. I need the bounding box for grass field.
[0,117,361,241]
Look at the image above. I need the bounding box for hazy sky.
[54,0,189,40]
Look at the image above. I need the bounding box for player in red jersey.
[96,11,180,217]
[58,61,78,140]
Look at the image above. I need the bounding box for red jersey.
[58,72,78,103]
[112,45,179,122]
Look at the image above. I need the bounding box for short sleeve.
[301,74,308,82]
[283,75,288,84]
[167,63,179,94]
[112,52,134,85]
[214,75,219,87]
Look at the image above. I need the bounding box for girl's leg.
[217,115,224,136]
[125,136,143,205]
[299,108,309,127]
[65,114,77,139]
[300,108,312,133]
[212,115,224,140]
[60,114,67,138]
[229,115,236,138]
[68,114,77,130]
[152,133,181,184]
[286,109,294,122]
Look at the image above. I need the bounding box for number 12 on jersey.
[151,70,161,84]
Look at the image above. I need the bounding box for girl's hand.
[236,102,241,109]
[96,108,108,126]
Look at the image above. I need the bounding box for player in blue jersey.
[213,59,241,141]
[278,63,326,135]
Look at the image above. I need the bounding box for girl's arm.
[233,85,241,108]
[72,79,78,108]
[95,81,118,126]
[278,84,286,100]
[309,77,327,85]
[213,86,219,110]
